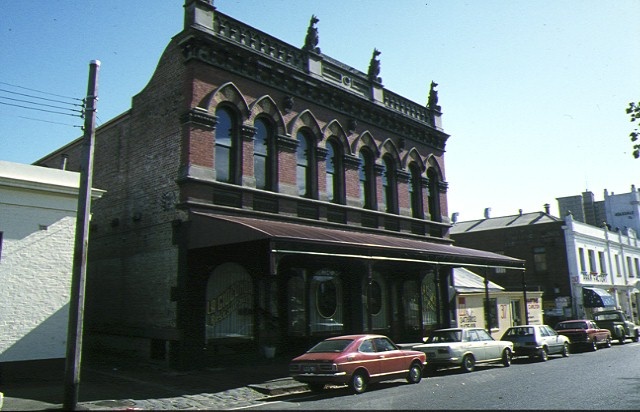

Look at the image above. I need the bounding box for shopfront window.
[205,263,253,340]
[403,280,420,332]
[287,269,306,336]
[363,272,387,332]
[421,272,438,330]
[311,270,343,334]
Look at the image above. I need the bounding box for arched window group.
[212,104,443,222]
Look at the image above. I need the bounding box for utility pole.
[63,59,100,411]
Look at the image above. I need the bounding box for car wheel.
[605,337,612,348]
[308,383,325,392]
[590,340,598,352]
[350,370,368,394]
[619,336,626,344]
[461,354,476,372]
[539,347,548,361]
[406,362,422,384]
[562,343,569,357]
[501,348,512,367]
[634,333,640,343]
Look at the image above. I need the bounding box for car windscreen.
[428,330,462,343]
[594,313,620,321]
[556,322,586,330]
[307,339,353,353]
[503,327,534,337]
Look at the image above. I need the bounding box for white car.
[501,324,570,361]
[412,327,513,373]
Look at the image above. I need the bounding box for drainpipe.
[484,268,491,331]
[522,270,529,324]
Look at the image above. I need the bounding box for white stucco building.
[562,213,640,323]
[0,160,103,371]
[451,268,543,340]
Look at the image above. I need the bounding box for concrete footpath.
[0,353,309,410]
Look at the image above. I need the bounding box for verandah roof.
[189,212,525,271]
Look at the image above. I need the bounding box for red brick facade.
[36,2,519,368]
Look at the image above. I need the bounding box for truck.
[593,309,640,344]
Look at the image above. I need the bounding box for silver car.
[501,324,570,361]
[411,327,513,373]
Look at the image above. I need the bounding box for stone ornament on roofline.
[427,81,441,111]
[303,15,321,53]
[368,48,382,83]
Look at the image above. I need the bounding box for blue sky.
[1,1,639,221]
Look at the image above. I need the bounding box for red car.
[554,320,612,351]
[289,334,426,394]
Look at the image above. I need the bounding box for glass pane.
[287,270,306,336]
[215,108,233,183]
[296,132,308,196]
[254,119,269,189]
[310,269,343,334]
[205,263,253,340]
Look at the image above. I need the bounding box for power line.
[0,101,83,118]
[0,81,82,102]
[17,115,83,128]
[0,95,84,116]
[0,88,83,109]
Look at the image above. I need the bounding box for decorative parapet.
[212,13,306,70]
[383,89,435,126]
[182,10,447,148]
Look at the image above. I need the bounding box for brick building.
[450,210,567,324]
[451,209,640,325]
[37,1,523,369]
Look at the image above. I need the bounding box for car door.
[466,329,487,361]
[541,325,562,354]
[358,338,382,377]
[476,328,500,360]
[373,337,403,376]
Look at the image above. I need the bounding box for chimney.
[484,207,491,219]
[518,209,523,216]
[60,154,68,170]
[544,203,550,214]
[451,212,459,223]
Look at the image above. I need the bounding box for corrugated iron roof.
[190,212,525,270]
[453,267,504,293]
[450,212,561,234]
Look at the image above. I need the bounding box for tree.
[628,102,640,158]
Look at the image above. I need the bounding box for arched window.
[381,155,398,214]
[296,130,316,198]
[409,162,424,219]
[427,168,441,222]
[254,117,275,190]
[326,140,344,204]
[215,107,239,184]
[358,149,375,209]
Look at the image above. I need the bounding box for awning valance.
[582,287,616,308]
[189,212,525,270]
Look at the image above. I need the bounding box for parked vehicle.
[500,325,570,361]
[554,320,612,351]
[289,334,426,394]
[592,309,640,344]
[410,327,513,373]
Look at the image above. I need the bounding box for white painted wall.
[0,161,103,362]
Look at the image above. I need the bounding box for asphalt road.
[250,342,640,410]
